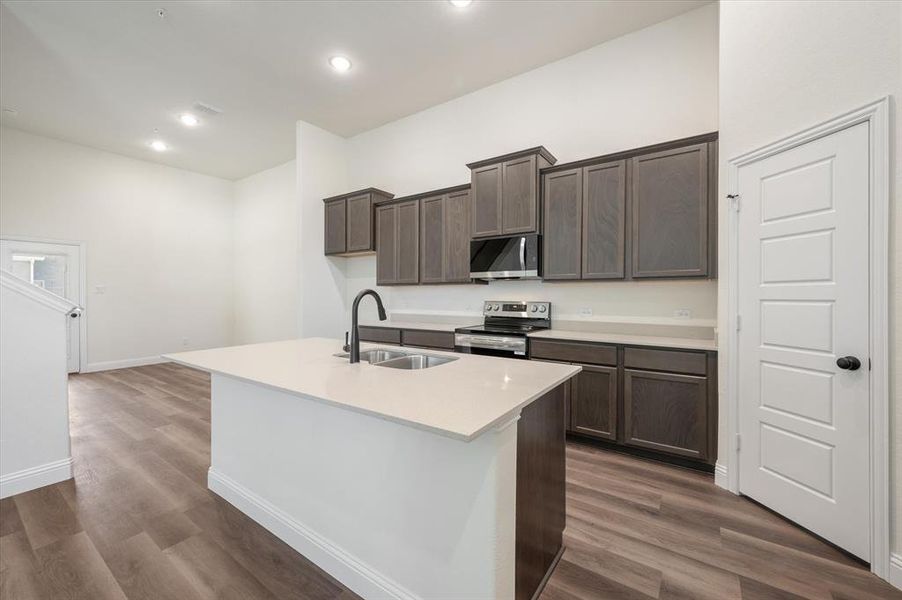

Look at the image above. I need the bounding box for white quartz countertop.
[527,329,718,351]
[164,337,579,442]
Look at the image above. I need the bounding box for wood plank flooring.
[0,363,898,600]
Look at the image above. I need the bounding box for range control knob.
[492,304,500,311]
[531,305,538,313]
[539,305,547,313]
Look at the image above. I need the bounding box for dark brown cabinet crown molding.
[323,188,394,256]
[322,187,395,203]
[466,145,557,170]
[541,132,718,175]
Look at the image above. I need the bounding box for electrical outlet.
[674,308,691,319]
[93,285,106,295]
[181,337,189,347]
[579,307,593,317]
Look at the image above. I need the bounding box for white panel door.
[737,122,870,560]
[0,239,82,373]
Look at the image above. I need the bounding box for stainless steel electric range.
[454,301,551,359]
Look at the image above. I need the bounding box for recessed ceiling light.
[179,113,199,127]
[329,56,352,73]
[449,0,472,7]
[150,140,167,152]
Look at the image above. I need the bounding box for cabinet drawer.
[529,339,616,366]
[624,347,707,376]
[358,326,401,345]
[401,329,454,350]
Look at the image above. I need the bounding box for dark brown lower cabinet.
[623,368,708,461]
[530,340,716,466]
[570,364,617,441]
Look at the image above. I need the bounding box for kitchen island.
[165,337,580,600]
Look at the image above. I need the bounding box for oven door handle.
[455,334,527,350]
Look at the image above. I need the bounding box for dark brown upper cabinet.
[385,184,472,286]
[542,160,627,281]
[583,160,626,279]
[323,188,394,256]
[420,195,445,284]
[542,168,582,280]
[468,147,556,239]
[541,133,716,282]
[631,143,709,278]
[375,199,419,285]
[443,187,472,282]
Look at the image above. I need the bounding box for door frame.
[0,234,88,374]
[723,97,890,577]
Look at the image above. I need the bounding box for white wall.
[296,121,349,338]
[717,0,901,560]
[335,4,719,328]
[234,160,299,345]
[0,277,74,497]
[0,127,235,370]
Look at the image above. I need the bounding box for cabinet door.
[443,189,471,282]
[376,204,397,285]
[623,368,708,460]
[542,168,582,280]
[631,143,708,277]
[471,164,502,238]
[583,160,626,279]
[346,194,373,252]
[570,364,618,441]
[324,199,346,255]
[502,155,538,234]
[420,195,445,283]
[396,200,420,284]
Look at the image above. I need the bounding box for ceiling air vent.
[191,101,223,117]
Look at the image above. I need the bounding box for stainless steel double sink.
[334,348,458,370]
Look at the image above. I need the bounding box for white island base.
[167,338,577,600]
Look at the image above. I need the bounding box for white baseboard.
[0,457,73,499]
[207,468,419,600]
[889,553,902,590]
[83,355,167,373]
[714,462,729,490]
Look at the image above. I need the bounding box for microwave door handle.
[519,237,526,271]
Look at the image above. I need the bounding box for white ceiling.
[0,0,709,180]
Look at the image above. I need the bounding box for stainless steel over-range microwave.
[469,234,541,280]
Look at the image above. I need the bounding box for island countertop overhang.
[164,337,580,441]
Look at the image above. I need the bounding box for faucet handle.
[342,331,351,353]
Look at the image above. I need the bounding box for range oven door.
[469,235,540,280]
[454,333,528,359]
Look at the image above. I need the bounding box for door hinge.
[728,193,741,211]
[736,434,741,452]
[735,315,742,331]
